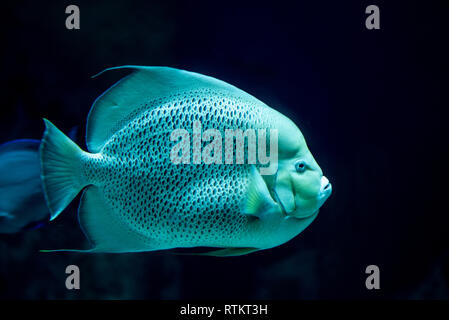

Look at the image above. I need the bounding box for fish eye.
[295,160,307,173]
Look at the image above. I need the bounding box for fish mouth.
[319,181,332,201]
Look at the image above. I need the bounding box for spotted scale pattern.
[82,88,285,249]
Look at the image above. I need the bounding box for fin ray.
[39,119,86,220]
[243,166,277,218]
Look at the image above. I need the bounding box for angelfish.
[0,139,48,233]
[39,66,332,255]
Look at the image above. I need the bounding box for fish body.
[40,66,332,255]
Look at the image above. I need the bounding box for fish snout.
[320,176,332,198]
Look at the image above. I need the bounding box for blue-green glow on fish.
[39,66,332,256]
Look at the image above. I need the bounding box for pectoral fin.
[243,166,277,219]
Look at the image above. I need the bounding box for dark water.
[0,0,447,299]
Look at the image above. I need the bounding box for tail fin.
[40,119,87,221]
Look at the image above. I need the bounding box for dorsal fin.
[87,66,253,152]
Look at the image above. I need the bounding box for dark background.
[0,0,448,299]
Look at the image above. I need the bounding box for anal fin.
[78,185,149,253]
[173,247,260,257]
